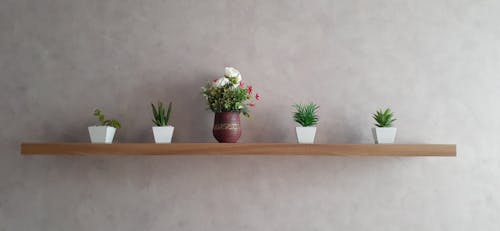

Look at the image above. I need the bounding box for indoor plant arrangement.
[293,103,319,144]
[151,101,174,143]
[202,67,259,143]
[88,109,121,144]
[372,108,397,144]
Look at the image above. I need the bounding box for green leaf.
[165,102,172,125]
[152,103,158,118]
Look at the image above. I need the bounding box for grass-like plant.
[93,109,121,128]
[293,103,319,127]
[372,108,396,127]
[152,101,172,126]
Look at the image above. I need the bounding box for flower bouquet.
[202,67,259,142]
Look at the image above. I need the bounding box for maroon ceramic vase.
[213,112,242,143]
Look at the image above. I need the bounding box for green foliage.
[202,83,254,118]
[293,103,319,127]
[152,101,172,126]
[93,109,121,128]
[372,108,396,127]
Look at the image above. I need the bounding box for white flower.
[224,67,240,78]
[213,77,230,87]
[235,73,242,83]
[224,67,242,88]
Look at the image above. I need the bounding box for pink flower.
[239,82,244,88]
[213,79,218,83]
[249,103,255,107]
[247,86,253,94]
[255,94,260,100]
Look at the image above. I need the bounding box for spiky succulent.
[293,103,319,127]
[372,108,396,127]
[152,101,172,126]
[93,109,121,128]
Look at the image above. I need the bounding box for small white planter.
[88,126,116,144]
[152,126,174,143]
[372,127,397,144]
[296,127,317,144]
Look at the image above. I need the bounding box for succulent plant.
[372,108,396,127]
[93,109,121,128]
[152,101,172,126]
[293,103,319,127]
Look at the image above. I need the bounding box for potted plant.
[202,67,259,143]
[372,108,397,144]
[88,109,121,144]
[293,103,319,144]
[151,101,174,143]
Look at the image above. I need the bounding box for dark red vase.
[213,112,242,143]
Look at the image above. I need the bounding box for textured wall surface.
[1,0,500,230]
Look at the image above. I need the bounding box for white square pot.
[88,126,116,144]
[296,127,317,144]
[372,127,397,144]
[153,126,174,143]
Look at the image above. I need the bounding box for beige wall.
[1,0,500,230]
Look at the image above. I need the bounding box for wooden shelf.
[21,143,456,156]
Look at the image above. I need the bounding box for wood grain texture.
[21,143,456,156]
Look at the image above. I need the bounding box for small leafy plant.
[372,108,396,127]
[93,109,121,128]
[152,101,172,126]
[293,103,319,127]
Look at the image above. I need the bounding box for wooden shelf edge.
[21,143,457,157]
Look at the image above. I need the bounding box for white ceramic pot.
[152,126,174,143]
[372,127,397,144]
[88,126,116,144]
[296,127,317,144]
